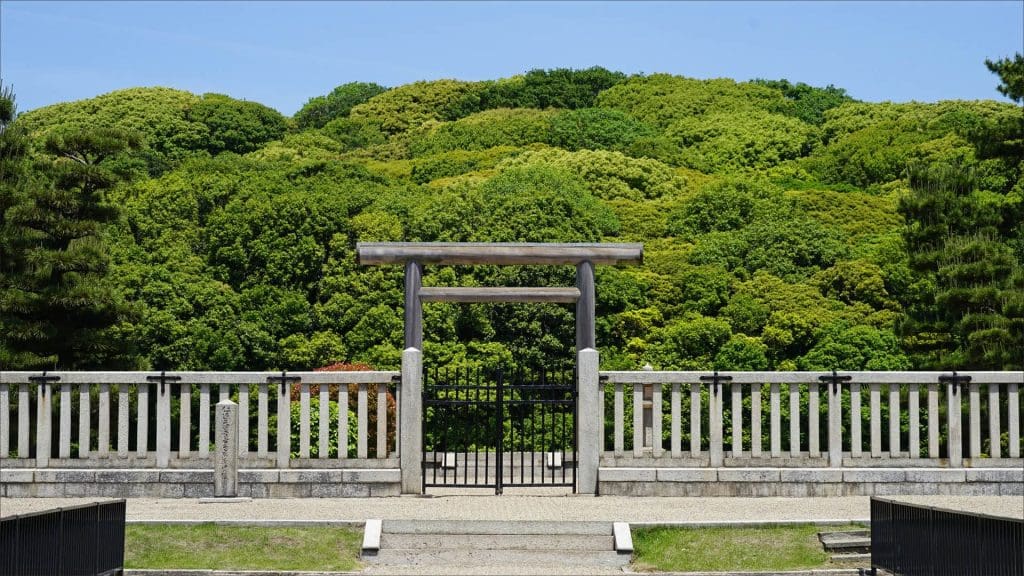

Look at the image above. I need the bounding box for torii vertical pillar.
[404,261,423,350]
[576,261,595,352]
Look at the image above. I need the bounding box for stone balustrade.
[596,370,1023,496]
[2,365,1021,498]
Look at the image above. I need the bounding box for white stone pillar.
[577,348,600,495]
[214,400,239,498]
[400,348,423,494]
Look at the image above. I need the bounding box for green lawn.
[125,524,362,571]
[631,524,867,572]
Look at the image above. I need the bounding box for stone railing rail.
[600,370,1022,468]
[0,371,400,469]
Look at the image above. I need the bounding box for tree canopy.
[6,60,1021,371]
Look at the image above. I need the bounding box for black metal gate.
[422,366,576,494]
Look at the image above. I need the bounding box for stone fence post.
[577,348,600,495]
[400,347,422,494]
[215,399,239,498]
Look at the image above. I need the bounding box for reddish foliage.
[289,361,397,457]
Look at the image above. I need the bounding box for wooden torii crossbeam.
[356,242,644,351]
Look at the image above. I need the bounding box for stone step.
[819,530,871,552]
[382,519,611,535]
[364,548,630,568]
[381,532,614,551]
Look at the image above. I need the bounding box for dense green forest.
[2,59,1022,373]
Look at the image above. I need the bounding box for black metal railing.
[422,366,576,494]
[871,496,1023,576]
[0,500,126,576]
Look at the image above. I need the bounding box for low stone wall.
[598,467,1024,497]
[0,468,401,498]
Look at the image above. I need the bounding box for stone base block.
[0,467,401,498]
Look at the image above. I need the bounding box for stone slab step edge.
[382,519,612,535]
[363,548,630,567]
[818,530,871,551]
[380,533,613,551]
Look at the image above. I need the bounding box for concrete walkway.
[2,494,1021,524]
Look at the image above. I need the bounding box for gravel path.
[2,494,1021,523]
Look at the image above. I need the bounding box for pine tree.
[899,163,1024,369]
[0,84,35,368]
[0,108,141,369]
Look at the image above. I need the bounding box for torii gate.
[356,242,644,494]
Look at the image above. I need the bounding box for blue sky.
[2,1,1021,116]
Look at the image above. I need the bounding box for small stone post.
[400,347,422,494]
[215,399,239,497]
[577,348,600,495]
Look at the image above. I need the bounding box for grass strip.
[125,524,362,571]
[631,523,866,572]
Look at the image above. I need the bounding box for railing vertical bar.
[987,383,1000,459]
[948,379,963,467]
[927,382,939,458]
[238,383,249,456]
[339,383,349,459]
[670,382,681,457]
[870,382,881,457]
[731,381,742,457]
[751,383,762,457]
[357,382,368,459]
[827,377,841,467]
[257,381,268,458]
[136,381,149,456]
[613,382,623,455]
[850,381,862,458]
[377,382,388,458]
[199,382,210,457]
[808,381,819,458]
[117,383,128,458]
[789,382,800,457]
[709,380,723,467]
[219,383,229,402]
[156,379,171,468]
[18,382,30,458]
[179,383,191,457]
[969,381,981,459]
[1009,383,1020,458]
[97,381,109,457]
[0,382,9,458]
[690,382,701,457]
[78,384,91,458]
[318,384,329,458]
[908,383,919,459]
[889,383,901,457]
[299,381,311,458]
[632,382,643,456]
[599,384,605,453]
[60,381,72,459]
[652,382,662,457]
[36,379,52,466]
[770,382,780,457]
[276,378,290,468]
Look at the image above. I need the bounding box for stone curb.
[638,571,863,576]
[125,571,361,576]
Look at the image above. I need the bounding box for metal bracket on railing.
[267,371,301,396]
[598,375,610,382]
[700,371,733,395]
[28,371,61,385]
[391,374,402,387]
[819,370,852,395]
[146,371,182,394]
[938,371,971,395]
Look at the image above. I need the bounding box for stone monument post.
[214,399,239,498]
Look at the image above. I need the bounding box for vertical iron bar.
[496,368,504,495]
